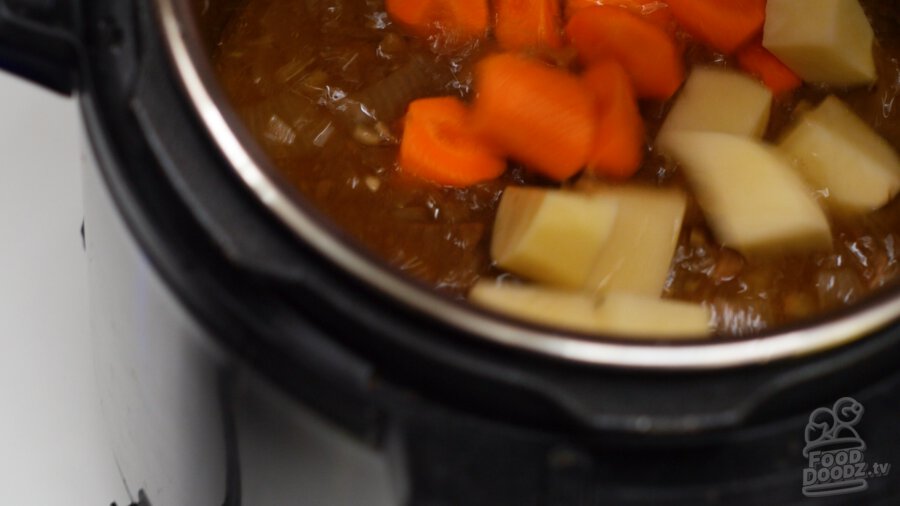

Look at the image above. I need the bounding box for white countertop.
[0,73,130,504]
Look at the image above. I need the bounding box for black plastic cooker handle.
[0,0,79,94]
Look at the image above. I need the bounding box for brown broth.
[214,0,900,336]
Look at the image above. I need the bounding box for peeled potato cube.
[763,0,876,86]
[584,186,687,297]
[469,282,712,338]
[491,187,619,288]
[666,132,832,254]
[657,67,773,154]
[469,281,600,333]
[779,96,900,212]
[594,293,712,339]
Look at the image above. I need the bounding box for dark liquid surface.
[214,0,900,336]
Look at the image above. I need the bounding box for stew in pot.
[214,0,900,338]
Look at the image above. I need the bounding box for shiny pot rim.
[157,0,900,371]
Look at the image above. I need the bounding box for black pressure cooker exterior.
[5,0,900,504]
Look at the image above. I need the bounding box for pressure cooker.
[3,0,900,504]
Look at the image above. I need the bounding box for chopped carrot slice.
[564,0,676,33]
[665,0,766,55]
[386,0,489,46]
[737,39,803,96]
[493,0,563,51]
[581,60,645,179]
[565,6,684,100]
[471,53,595,181]
[399,97,506,187]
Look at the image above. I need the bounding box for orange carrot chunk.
[386,0,489,46]
[564,0,676,33]
[565,6,684,100]
[399,97,506,187]
[471,53,595,181]
[737,39,804,96]
[581,60,645,179]
[493,0,563,51]
[665,0,765,55]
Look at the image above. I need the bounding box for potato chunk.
[469,282,712,338]
[657,67,773,154]
[779,96,900,212]
[594,293,712,339]
[491,187,619,288]
[584,186,687,297]
[763,0,876,87]
[665,132,832,254]
[469,281,601,332]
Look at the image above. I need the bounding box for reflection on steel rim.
[153,0,900,370]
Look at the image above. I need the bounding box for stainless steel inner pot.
[156,0,900,369]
